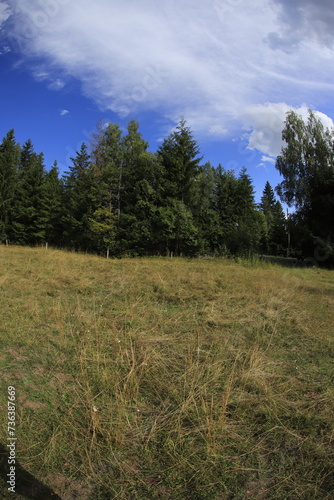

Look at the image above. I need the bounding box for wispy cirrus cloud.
[0,1,11,26]
[1,0,334,156]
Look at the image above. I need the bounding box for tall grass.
[0,247,333,499]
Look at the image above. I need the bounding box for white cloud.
[3,0,334,154]
[261,156,276,164]
[268,0,334,50]
[48,79,65,91]
[242,102,334,158]
[0,2,11,26]
[59,109,69,116]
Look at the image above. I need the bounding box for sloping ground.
[0,247,333,499]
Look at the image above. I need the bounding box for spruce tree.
[191,162,219,254]
[118,120,168,255]
[62,143,96,250]
[214,166,262,256]
[157,119,202,255]
[158,118,202,205]
[11,139,47,244]
[214,165,239,253]
[0,130,20,242]
[43,161,63,246]
[260,181,286,255]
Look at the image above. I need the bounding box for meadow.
[0,247,333,499]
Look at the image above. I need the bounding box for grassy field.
[0,246,333,499]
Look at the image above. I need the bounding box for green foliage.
[2,114,331,261]
[43,161,63,245]
[276,110,334,259]
[88,206,116,257]
[62,143,96,250]
[259,181,286,255]
[157,199,199,256]
[158,118,202,205]
[0,129,20,240]
[10,139,49,244]
[190,162,220,254]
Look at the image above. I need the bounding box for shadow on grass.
[0,443,61,499]
[260,255,306,268]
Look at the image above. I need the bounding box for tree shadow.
[260,255,299,268]
[0,443,61,499]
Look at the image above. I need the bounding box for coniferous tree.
[90,123,123,254]
[0,130,20,242]
[43,161,64,246]
[10,140,47,244]
[117,120,154,255]
[158,119,202,205]
[62,143,96,250]
[259,181,286,255]
[157,119,202,255]
[214,166,263,255]
[214,166,240,254]
[190,162,219,254]
[229,169,263,255]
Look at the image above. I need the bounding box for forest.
[0,110,333,263]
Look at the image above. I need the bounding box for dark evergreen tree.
[43,161,64,245]
[91,123,123,254]
[229,169,263,255]
[214,166,240,254]
[117,120,155,255]
[214,166,263,256]
[190,162,219,254]
[158,119,202,205]
[157,119,203,255]
[62,143,96,250]
[0,130,20,242]
[259,181,286,255]
[10,139,48,244]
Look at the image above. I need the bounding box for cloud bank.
[1,0,334,156]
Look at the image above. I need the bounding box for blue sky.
[1,0,334,204]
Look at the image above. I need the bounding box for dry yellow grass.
[0,246,333,499]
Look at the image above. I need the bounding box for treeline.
[0,118,292,258]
